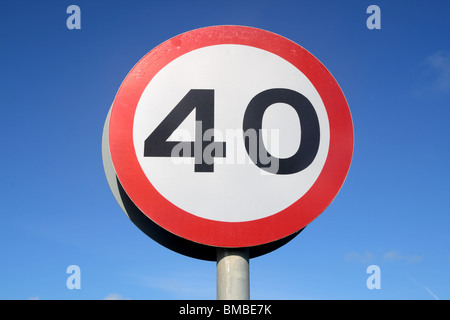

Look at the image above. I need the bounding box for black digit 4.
[144,89,226,172]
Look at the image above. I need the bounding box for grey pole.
[216,248,250,300]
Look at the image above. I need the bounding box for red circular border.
[109,26,353,248]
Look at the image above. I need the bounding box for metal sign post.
[217,248,249,300]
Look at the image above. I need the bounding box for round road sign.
[106,25,353,251]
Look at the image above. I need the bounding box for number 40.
[144,88,320,175]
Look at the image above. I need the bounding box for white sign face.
[132,44,330,222]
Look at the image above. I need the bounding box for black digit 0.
[243,88,320,175]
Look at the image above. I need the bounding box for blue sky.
[1,0,449,300]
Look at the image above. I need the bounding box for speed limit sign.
[104,25,353,256]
